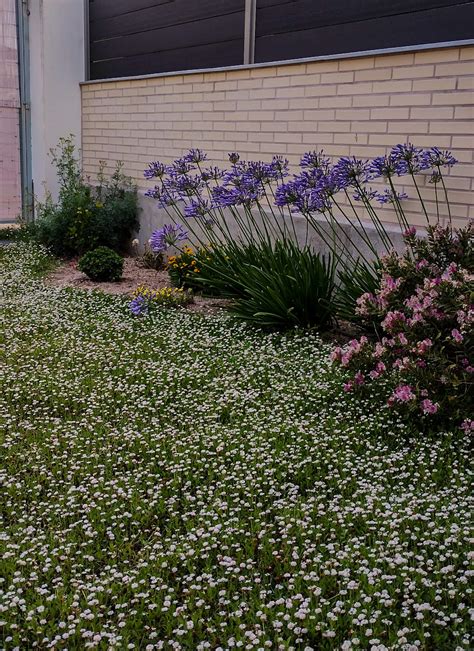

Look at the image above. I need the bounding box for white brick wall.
[81,45,474,227]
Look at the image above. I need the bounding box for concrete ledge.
[136,192,407,262]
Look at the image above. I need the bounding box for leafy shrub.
[129,285,193,316]
[78,246,124,282]
[332,223,474,430]
[35,136,138,257]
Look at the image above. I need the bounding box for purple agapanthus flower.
[184,199,212,220]
[369,154,403,179]
[129,295,148,316]
[300,150,330,171]
[271,155,290,176]
[423,147,457,169]
[201,166,225,182]
[390,143,430,174]
[183,148,208,164]
[376,189,409,204]
[275,178,329,213]
[149,224,188,253]
[332,156,371,189]
[167,173,203,197]
[144,186,178,207]
[353,187,378,202]
[144,161,167,180]
[169,157,194,176]
[212,184,260,208]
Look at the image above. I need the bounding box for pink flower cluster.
[334,222,473,429]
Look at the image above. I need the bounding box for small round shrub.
[78,246,124,282]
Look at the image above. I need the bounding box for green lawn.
[0,244,471,650]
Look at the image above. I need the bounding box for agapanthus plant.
[332,223,473,430]
[144,144,458,326]
[146,144,456,258]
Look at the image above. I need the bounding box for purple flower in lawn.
[129,294,148,316]
[390,143,430,174]
[149,224,188,253]
[183,148,208,164]
[144,161,166,180]
[451,328,464,343]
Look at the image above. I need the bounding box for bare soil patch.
[46,257,231,315]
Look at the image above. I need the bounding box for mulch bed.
[46,257,231,315]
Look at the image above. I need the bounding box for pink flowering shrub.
[332,223,474,430]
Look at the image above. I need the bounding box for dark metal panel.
[90,12,244,62]
[256,0,472,36]
[89,0,170,22]
[90,39,244,79]
[89,0,245,79]
[90,0,245,40]
[255,4,474,62]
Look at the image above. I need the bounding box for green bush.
[34,136,138,257]
[197,239,336,329]
[78,246,124,282]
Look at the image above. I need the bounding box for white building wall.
[29,0,84,202]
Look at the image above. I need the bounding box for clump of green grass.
[0,243,471,650]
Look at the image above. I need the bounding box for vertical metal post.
[243,0,256,65]
[16,0,33,220]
